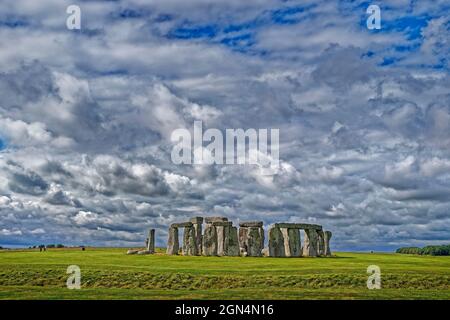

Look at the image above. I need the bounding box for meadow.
[0,248,449,300]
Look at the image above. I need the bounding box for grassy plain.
[0,248,449,299]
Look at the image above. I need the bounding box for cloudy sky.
[0,0,449,251]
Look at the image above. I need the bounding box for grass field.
[0,248,449,300]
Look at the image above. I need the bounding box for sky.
[0,0,449,251]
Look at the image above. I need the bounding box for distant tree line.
[29,244,65,249]
[396,245,450,256]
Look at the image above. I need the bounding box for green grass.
[0,248,449,300]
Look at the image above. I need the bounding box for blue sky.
[0,0,449,251]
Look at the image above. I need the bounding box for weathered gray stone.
[303,229,319,257]
[282,228,301,257]
[189,217,204,224]
[268,226,285,257]
[191,220,203,255]
[182,226,198,256]
[137,250,152,255]
[239,221,263,228]
[216,225,225,256]
[204,217,228,224]
[224,225,231,255]
[147,229,155,253]
[127,249,139,255]
[238,227,249,256]
[166,226,179,255]
[171,222,193,228]
[212,221,233,227]
[216,223,235,256]
[202,224,218,256]
[228,226,240,256]
[247,227,264,257]
[324,231,332,256]
[317,230,325,256]
[274,223,322,230]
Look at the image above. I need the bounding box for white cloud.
[0,0,449,250]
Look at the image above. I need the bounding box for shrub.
[397,245,450,256]
[396,247,421,254]
[420,245,450,256]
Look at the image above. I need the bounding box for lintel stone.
[239,221,263,227]
[204,217,228,224]
[190,217,204,224]
[274,223,322,230]
[171,222,193,228]
[212,221,233,227]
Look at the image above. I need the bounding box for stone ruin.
[166,217,333,258]
[268,223,332,257]
[167,217,241,257]
[127,228,155,255]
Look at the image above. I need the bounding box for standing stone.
[227,226,240,256]
[303,229,319,257]
[202,224,218,256]
[182,226,197,256]
[147,229,155,253]
[324,231,332,256]
[317,230,325,256]
[282,228,301,257]
[222,225,231,256]
[166,227,179,255]
[216,225,225,256]
[238,221,264,257]
[268,226,285,257]
[238,227,249,256]
[214,221,232,256]
[190,217,203,255]
[258,227,265,253]
[247,226,264,257]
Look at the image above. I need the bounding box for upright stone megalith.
[268,225,285,257]
[317,230,325,256]
[202,223,218,256]
[166,227,179,255]
[247,226,264,257]
[147,229,155,253]
[228,226,240,256]
[213,221,232,256]
[239,222,264,257]
[303,228,319,257]
[238,226,249,256]
[282,228,301,257]
[190,217,203,255]
[182,225,198,256]
[324,231,332,256]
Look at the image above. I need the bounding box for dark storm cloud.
[8,170,49,196]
